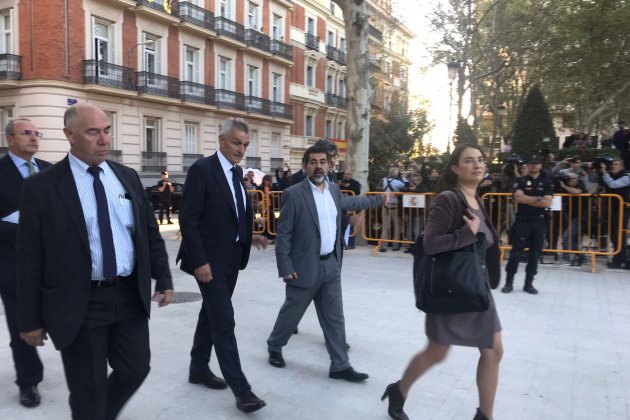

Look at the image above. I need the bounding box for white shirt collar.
[307,177,329,192]
[217,150,236,173]
[8,150,35,168]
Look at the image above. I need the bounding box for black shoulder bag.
[413,191,490,314]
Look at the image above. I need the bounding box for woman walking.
[382,144,503,420]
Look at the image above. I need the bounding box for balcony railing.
[368,24,383,42]
[108,150,123,164]
[214,89,245,110]
[326,45,346,65]
[270,39,293,61]
[244,96,270,115]
[178,1,213,30]
[183,153,203,171]
[270,102,292,119]
[245,156,261,169]
[136,0,178,16]
[136,72,180,98]
[270,157,284,170]
[180,81,215,105]
[305,33,319,51]
[83,60,136,91]
[141,151,167,172]
[326,92,347,108]
[0,53,21,80]
[245,29,270,52]
[214,16,245,43]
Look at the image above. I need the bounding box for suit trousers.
[0,273,43,388]
[60,279,150,420]
[267,256,350,372]
[190,242,250,396]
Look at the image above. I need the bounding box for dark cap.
[528,155,543,164]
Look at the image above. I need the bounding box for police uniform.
[603,170,630,267]
[503,172,553,293]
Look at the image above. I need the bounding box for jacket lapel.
[300,179,320,234]
[0,154,25,187]
[211,153,238,219]
[107,162,141,243]
[54,157,90,252]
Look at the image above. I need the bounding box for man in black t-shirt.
[502,155,554,294]
[157,171,174,224]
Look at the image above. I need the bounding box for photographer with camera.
[502,155,553,295]
[157,170,175,224]
[598,158,630,269]
[380,167,406,252]
[557,173,587,264]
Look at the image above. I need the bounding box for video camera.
[505,154,525,166]
[592,155,614,171]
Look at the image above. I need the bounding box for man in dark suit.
[177,117,268,414]
[267,145,386,382]
[0,119,51,408]
[18,103,174,420]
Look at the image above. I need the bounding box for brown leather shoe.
[235,390,266,413]
[188,370,228,390]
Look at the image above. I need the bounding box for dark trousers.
[190,242,250,396]
[506,218,546,277]
[0,272,43,388]
[158,199,171,223]
[611,209,629,264]
[60,279,150,420]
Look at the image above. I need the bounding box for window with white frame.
[217,56,231,89]
[248,130,258,156]
[327,30,334,47]
[325,120,333,139]
[218,0,232,18]
[183,45,199,83]
[247,65,258,97]
[0,106,13,146]
[271,132,281,158]
[271,72,282,102]
[337,121,344,138]
[326,75,333,94]
[338,78,346,97]
[305,115,313,137]
[143,33,160,75]
[184,121,198,154]
[272,14,282,40]
[339,37,346,52]
[144,117,161,152]
[104,111,117,150]
[307,17,315,35]
[306,65,314,87]
[247,1,259,29]
[0,9,12,54]
[92,18,114,64]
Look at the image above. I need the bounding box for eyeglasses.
[16,130,44,138]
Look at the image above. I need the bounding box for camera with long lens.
[505,154,525,166]
[592,155,614,172]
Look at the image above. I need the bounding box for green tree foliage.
[454,117,477,145]
[511,85,555,157]
[368,106,432,188]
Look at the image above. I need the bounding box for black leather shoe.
[329,367,369,382]
[268,351,286,368]
[188,370,228,390]
[501,284,513,293]
[523,284,538,295]
[235,390,266,413]
[19,385,40,408]
[381,381,409,420]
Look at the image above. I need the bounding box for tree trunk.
[334,0,370,192]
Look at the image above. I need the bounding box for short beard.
[309,173,326,185]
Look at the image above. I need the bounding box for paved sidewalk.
[1,224,629,419]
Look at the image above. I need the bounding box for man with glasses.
[0,119,51,408]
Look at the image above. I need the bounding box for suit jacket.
[275,179,382,289]
[176,152,253,275]
[17,156,172,350]
[423,189,501,289]
[0,155,52,278]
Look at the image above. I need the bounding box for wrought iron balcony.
[326,92,347,108]
[270,39,293,61]
[305,33,319,51]
[270,102,292,119]
[244,96,270,115]
[83,60,136,91]
[183,153,203,171]
[141,151,167,172]
[245,29,270,52]
[136,0,178,16]
[326,45,346,65]
[0,54,21,80]
[214,17,245,43]
[136,72,180,99]
[180,81,215,105]
[214,89,245,110]
[368,24,383,42]
[179,1,213,30]
[108,150,123,164]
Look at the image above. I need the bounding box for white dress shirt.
[8,151,40,178]
[308,179,338,255]
[217,151,247,242]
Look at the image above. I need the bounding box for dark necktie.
[87,166,117,281]
[230,167,248,243]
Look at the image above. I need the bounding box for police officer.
[502,155,553,294]
[598,158,630,269]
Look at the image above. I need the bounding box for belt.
[320,252,334,260]
[516,214,546,222]
[91,274,133,288]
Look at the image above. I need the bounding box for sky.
[392,0,453,152]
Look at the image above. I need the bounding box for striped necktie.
[25,161,36,176]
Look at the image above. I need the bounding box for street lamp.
[127,40,155,69]
[446,61,460,151]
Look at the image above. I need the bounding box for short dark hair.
[161,171,168,175]
[313,139,338,155]
[302,145,329,165]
